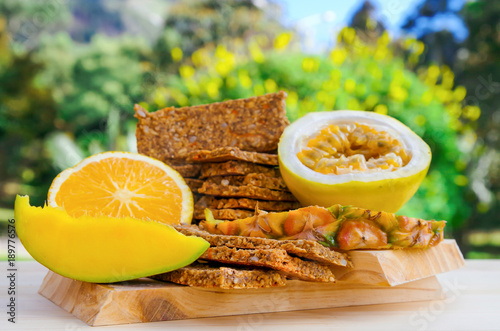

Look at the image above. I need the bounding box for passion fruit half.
[278,111,431,213]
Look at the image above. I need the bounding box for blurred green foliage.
[398,0,500,253]
[0,0,496,254]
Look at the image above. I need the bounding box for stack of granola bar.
[150,224,351,289]
[135,91,300,222]
[135,92,354,289]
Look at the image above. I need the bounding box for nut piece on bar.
[151,262,287,289]
[195,196,301,212]
[173,224,351,267]
[187,147,278,166]
[200,160,279,179]
[205,173,288,191]
[134,91,289,161]
[193,207,255,220]
[199,182,297,201]
[200,246,336,282]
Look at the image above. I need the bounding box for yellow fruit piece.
[14,195,209,283]
[48,151,193,225]
[278,111,431,213]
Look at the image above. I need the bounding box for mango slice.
[14,195,209,283]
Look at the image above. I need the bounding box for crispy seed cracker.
[173,224,351,267]
[200,246,336,282]
[135,92,289,160]
[187,147,278,166]
[200,160,279,179]
[195,196,301,211]
[199,182,296,201]
[193,207,254,220]
[205,173,288,191]
[151,262,287,289]
[170,163,202,178]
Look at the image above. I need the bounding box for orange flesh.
[297,123,411,175]
[55,158,184,223]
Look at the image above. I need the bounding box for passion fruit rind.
[278,111,432,213]
[200,205,445,251]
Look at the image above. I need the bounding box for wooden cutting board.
[38,239,464,326]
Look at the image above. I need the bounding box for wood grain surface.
[3,259,499,330]
[36,240,464,326]
[331,239,465,286]
[38,271,445,326]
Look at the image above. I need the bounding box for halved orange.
[47,152,193,224]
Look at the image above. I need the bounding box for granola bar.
[195,196,301,211]
[200,246,336,282]
[205,173,289,191]
[170,163,202,178]
[173,224,351,267]
[187,147,279,166]
[135,92,289,160]
[151,262,287,289]
[200,161,279,179]
[185,178,204,191]
[199,182,297,201]
[193,207,255,220]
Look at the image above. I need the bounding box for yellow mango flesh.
[14,195,209,283]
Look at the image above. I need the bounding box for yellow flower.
[377,32,390,46]
[253,84,265,96]
[185,79,201,96]
[226,76,237,89]
[463,105,481,121]
[347,98,361,110]
[171,47,183,62]
[446,104,462,119]
[154,87,168,108]
[215,45,228,59]
[206,80,220,99]
[302,57,319,72]
[441,70,455,89]
[316,90,328,103]
[179,65,195,79]
[287,91,299,108]
[238,70,252,89]
[389,83,408,102]
[454,175,468,186]
[434,87,452,103]
[274,32,292,50]
[344,79,356,93]
[364,95,379,108]
[427,65,440,79]
[421,91,433,105]
[330,49,346,66]
[192,49,207,67]
[374,104,388,115]
[264,79,277,93]
[341,27,356,44]
[453,86,467,102]
[249,41,265,63]
[330,68,342,81]
[171,88,188,106]
[323,95,336,110]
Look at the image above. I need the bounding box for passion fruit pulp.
[278,111,431,213]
